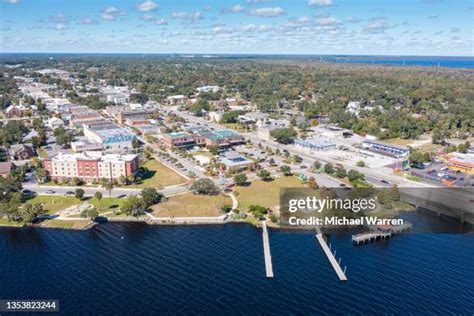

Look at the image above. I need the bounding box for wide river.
[1,216,473,315]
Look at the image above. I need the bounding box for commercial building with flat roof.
[295,138,336,151]
[445,153,474,175]
[83,123,136,152]
[362,140,410,158]
[163,132,195,148]
[163,128,244,149]
[219,152,255,173]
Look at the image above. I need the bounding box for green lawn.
[151,193,231,217]
[129,159,187,189]
[235,176,304,210]
[24,195,126,214]
[89,197,125,213]
[25,195,82,214]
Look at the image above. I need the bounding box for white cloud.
[172,11,204,22]
[308,0,334,7]
[346,16,361,23]
[154,18,167,25]
[4,0,19,3]
[213,26,235,34]
[137,1,158,12]
[362,18,391,34]
[50,13,67,24]
[79,17,96,25]
[143,14,155,21]
[54,23,68,30]
[315,16,340,26]
[101,7,119,20]
[246,0,270,3]
[249,7,285,17]
[295,16,311,24]
[242,23,272,32]
[231,4,245,13]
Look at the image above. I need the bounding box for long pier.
[262,221,274,278]
[315,233,347,281]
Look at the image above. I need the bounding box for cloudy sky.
[1,0,473,55]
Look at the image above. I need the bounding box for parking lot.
[409,162,473,187]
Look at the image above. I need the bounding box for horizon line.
[1,52,473,58]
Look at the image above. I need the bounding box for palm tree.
[104,182,114,197]
[94,192,103,213]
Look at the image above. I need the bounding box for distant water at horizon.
[1,53,473,69]
[1,214,473,315]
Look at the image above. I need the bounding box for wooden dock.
[262,221,274,278]
[352,222,412,245]
[316,234,347,281]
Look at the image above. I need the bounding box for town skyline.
[1,0,473,56]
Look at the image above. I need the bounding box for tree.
[141,188,164,208]
[324,163,334,174]
[220,110,241,123]
[21,203,43,223]
[208,145,220,155]
[190,178,219,195]
[348,170,364,182]
[335,167,347,178]
[356,160,366,167]
[432,129,450,145]
[233,173,248,186]
[82,207,99,220]
[293,155,302,163]
[389,184,400,201]
[307,176,318,189]
[94,192,103,212]
[104,181,114,197]
[280,165,292,176]
[313,161,321,171]
[75,188,85,200]
[31,136,42,149]
[35,167,49,184]
[54,126,74,148]
[257,169,272,181]
[270,128,297,144]
[268,158,276,166]
[122,195,146,217]
[30,158,42,169]
[132,139,141,149]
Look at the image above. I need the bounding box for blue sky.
[1,0,473,55]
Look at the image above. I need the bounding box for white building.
[196,85,221,93]
[47,117,65,130]
[346,101,361,117]
[167,95,188,105]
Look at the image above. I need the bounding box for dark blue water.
[322,56,474,69]
[1,222,473,315]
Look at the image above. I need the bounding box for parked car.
[381,180,389,184]
[65,191,75,196]
[45,190,55,194]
